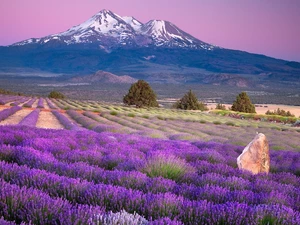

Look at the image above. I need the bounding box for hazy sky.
[0,0,299,62]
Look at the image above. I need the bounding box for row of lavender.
[0,125,299,224]
[1,103,299,152]
[64,109,300,152]
[0,95,57,109]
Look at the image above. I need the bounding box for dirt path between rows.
[36,111,64,129]
[0,109,32,125]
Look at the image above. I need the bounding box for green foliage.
[48,91,65,99]
[141,153,195,182]
[110,111,118,116]
[173,90,208,110]
[225,121,235,126]
[213,121,222,125]
[127,113,136,117]
[266,108,295,117]
[231,92,256,113]
[216,103,226,110]
[0,88,22,96]
[123,80,158,108]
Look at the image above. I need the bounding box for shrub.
[123,80,158,108]
[231,92,256,113]
[216,103,226,110]
[266,108,295,117]
[127,113,136,117]
[213,121,222,125]
[173,90,208,110]
[110,111,118,116]
[225,121,235,126]
[48,91,65,99]
[141,152,195,182]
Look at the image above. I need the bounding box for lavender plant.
[22,98,36,108]
[51,110,83,131]
[18,109,40,127]
[36,98,44,108]
[92,210,148,225]
[0,106,21,122]
[0,125,299,224]
[45,98,58,109]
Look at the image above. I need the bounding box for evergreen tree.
[48,91,65,99]
[174,90,208,110]
[231,92,256,113]
[123,80,158,108]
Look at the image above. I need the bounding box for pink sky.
[0,0,299,62]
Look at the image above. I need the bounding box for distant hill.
[71,70,137,84]
[0,9,299,87]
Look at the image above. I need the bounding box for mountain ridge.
[12,9,215,50]
[0,9,299,87]
[71,70,137,84]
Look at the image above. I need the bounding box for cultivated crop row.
[0,125,299,224]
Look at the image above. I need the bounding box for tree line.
[123,80,256,113]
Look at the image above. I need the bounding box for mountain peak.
[12,9,215,50]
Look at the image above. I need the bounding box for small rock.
[292,120,300,127]
[237,133,270,174]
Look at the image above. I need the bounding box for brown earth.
[36,111,64,129]
[0,108,32,125]
[207,103,300,117]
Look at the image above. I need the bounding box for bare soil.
[0,108,32,125]
[207,103,300,117]
[43,99,50,109]
[31,99,38,108]
[36,111,64,129]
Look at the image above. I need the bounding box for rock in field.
[237,133,270,174]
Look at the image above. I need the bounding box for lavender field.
[0,94,300,224]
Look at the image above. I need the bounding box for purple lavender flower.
[0,106,21,121]
[19,109,40,127]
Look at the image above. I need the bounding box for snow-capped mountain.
[13,9,215,50]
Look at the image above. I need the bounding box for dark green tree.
[48,91,65,99]
[231,92,256,113]
[123,80,158,108]
[174,90,208,110]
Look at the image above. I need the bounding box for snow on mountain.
[122,16,143,31]
[12,9,216,50]
[140,20,214,49]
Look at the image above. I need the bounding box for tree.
[231,92,256,113]
[216,103,226,110]
[123,80,158,108]
[174,90,208,110]
[48,91,65,99]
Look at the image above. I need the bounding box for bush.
[110,111,118,116]
[173,90,208,111]
[123,80,158,108]
[216,103,226,110]
[141,152,195,182]
[48,91,65,99]
[127,113,136,117]
[231,92,256,113]
[266,108,295,117]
